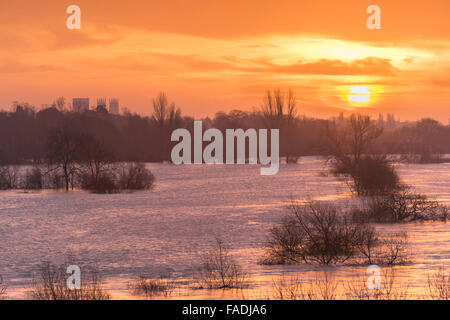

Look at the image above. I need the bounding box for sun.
[347,85,371,105]
[338,84,383,108]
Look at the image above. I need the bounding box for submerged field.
[0,157,449,299]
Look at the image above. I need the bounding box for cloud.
[247,57,397,76]
[151,53,396,76]
[2,1,449,45]
[0,60,63,73]
[149,53,238,71]
[0,1,448,120]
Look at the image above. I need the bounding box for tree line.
[1,91,450,167]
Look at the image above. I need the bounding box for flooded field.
[0,157,449,299]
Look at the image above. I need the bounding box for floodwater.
[0,157,449,299]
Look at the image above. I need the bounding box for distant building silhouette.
[72,98,90,112]
[109,99,119,115]
[97,98,107,109]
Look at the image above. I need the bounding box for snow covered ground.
[0,157,449,299]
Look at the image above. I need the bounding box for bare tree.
[78,138,117,193]
[196,238,246,289]
[118,162,155,190]
[261,89,282,129]
[326,114,383,168]
[261,89,297,126]
[260,89,298,162]
[325,115,391,195]
[46,124,84,191]
[152,92,181,161]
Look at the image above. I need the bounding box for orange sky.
[0,0,449,120]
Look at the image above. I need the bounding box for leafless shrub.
[428,267,450,300]
[263,201,410,266]
[272,271,338,300]
[379,232,410,265]
[331,156,400,196]
[302,272,339,300]
[262,201,368,265]
[28,260,110,300]
[325,115,395,196]
[78,162,156,193]
[196,238,247,289]
[45,125,84,192]
[0,275,7,300]
[79,169,119,194]
[272,269,411,300]
[261,215,306,265]
[356,231,410,266]
[272,274,303,300]
[353,224,379,265]
[345,268,409,300]
[362,186,448,222]
[77,139,119,193]
[118,162,155,190]
[130,274,175,299]
[351,157,400,196]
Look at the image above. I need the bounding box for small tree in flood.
[325,114,398,196]
[350,156,400,196]
[262,201,410,266]
[29,260,110,300]
[46,124,84,191]
[197,238,246,289]
[118,162,155,191]
[263,201,364,265]
[78,138,118,193]
[360,186,448,222]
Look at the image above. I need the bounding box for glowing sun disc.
[347,85,371,104]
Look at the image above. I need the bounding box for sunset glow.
[2,1,450,304]
[0,0,449,120]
